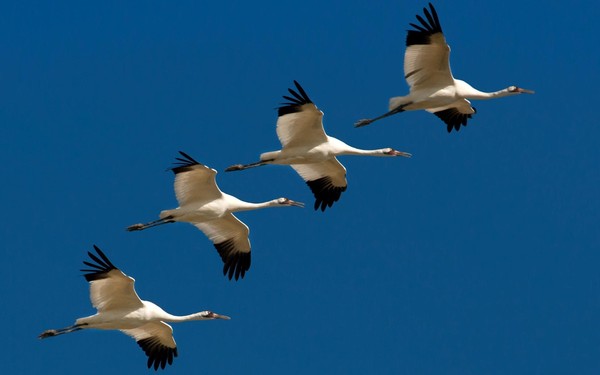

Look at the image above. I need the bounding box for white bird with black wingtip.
[226,80,412,211]
[39,246,230,371]
[355,2,534,132]
[127,151,304,280]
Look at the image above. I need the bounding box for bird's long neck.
[339,147,387,156]
[466,88,515,100]
[226,196,279,212]
[455,80,514,100]
[161,312,213,323]
[329,137,389,157]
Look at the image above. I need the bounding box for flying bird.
[39,245,230,371]
[355,2,534,132]
[127,151,304,280]
[226,80,412,211]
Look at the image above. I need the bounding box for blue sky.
[2,0,599,374]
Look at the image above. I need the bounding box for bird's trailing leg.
[354,105,408,127]
[38,324,85,339]
[225,160,272,172]
[126,216,175,231]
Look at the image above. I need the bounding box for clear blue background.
[1,1,599,374]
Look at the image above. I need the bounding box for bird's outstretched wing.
[276,81,328,149]
[426,99,476,132]
[80,245,144,312]
[404,3,454,90]
[291,159,347,211]
[170,151,223,207]
[194,214,251,281]
[121,321,178,370]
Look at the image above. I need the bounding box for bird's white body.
[390,80,518,112]
[356,3,533,132]
[76,301,184,330]
[259,136,393,165]
[159,193,268,223]
[128,152,304,280]
[227,81,411,211]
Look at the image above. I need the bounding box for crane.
[226,80,412,211]
[354,2,534,132]
[127,151,304,280]
[39,245,230,370]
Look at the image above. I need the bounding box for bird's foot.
[354,119,373,127]
[225,164,244,172]
[38,330,57,339]
[126,223,145,232]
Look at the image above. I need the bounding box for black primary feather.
[406,3,443,47]
[214,239,251,281]
[278,80,313,116]
[306,177,347,212]
[137,337,178,371]
[171,151,201,174]
[81,245,118,281]
[432,107,476,132]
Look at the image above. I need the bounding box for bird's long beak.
[517,87,535,94]
[389,150,412,158]
[212,313,231,320]
[288,200,305,208]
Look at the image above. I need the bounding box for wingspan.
[121,321,178,370]
[80,245,143,312]
[194,214,251,280]
[170,151,223,207]
[404,3,454,90]
[276,81,328,150]
[292,159,347,211]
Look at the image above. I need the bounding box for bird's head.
[383,148,412,158]
[507,85,535,94]
[276,197,305,208]
[199,311,231,320]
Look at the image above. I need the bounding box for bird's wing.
[170,151,223,207]
[80,246,144,312]
[291,158,347,211]
[426,99,476,132]
[194,214,251,280]
[404,3,454,90]
[276,80,328,150]
[121,321,178,371]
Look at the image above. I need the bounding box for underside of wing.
[122,321,178,370]
[170,151,223,206]
[276,81,328,149]
[291,159,347,211]
[404,3,454,89]
[427,99,476,132]
[194,214,251,280]
[81,246,143,312]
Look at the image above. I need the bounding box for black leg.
[354,105,407,127]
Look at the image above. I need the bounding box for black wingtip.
[434,108,474,133]
[306,177,347,212]
[406,2,443,46]
[214,240,251,281]
[277,80,313,116]
[81,245,118,281]
[138,338,178,371]
[171,151,200,174]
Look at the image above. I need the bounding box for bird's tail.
[259,150,279,162]
[388,96,409,111]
